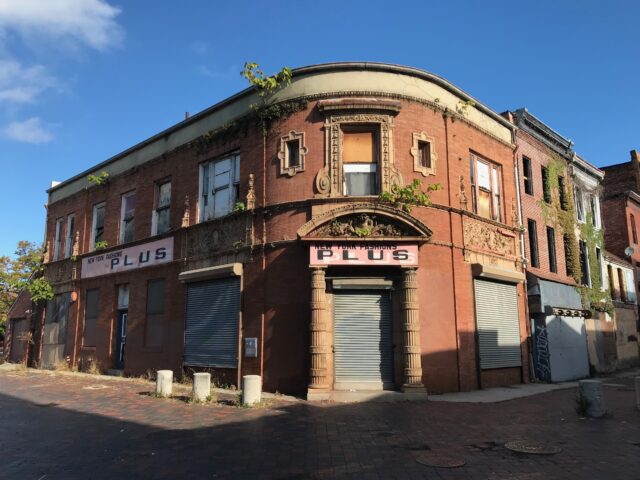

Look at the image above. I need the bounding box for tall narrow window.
[522,156,533,195]
[575,188,585,222]
[145,279,165,348]
[471,153,502,222]
[596,247,603,290]
[83,288,99,347]
[418,141,432,169]
[342,128,377,196]
[53,218,64,261]
[152,181,171,235]
[199,153,240,222]
[590,196,597,227]
[91,202,106,250]
[558,176,568,210]
[631,214,638,244]
[286,140,300,168]
[547,226,557,273]
[528,219,539,268]
[563,234,572,276]
[607,264,616,297]
[119,191,136,244]
[541,166,551,203]
[579,240,591,286]
[618,268,627,302]
[64,214,75,258]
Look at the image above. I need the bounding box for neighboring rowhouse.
[507,108,599,382]
[28,63,531,398]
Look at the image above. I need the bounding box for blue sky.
[0,0,638,255]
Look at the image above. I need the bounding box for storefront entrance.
[334,290,394,390]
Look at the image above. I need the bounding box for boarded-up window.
[343,131,375,163]
[145,279,165,348]
[470,153,502,222]
[83,289,99,347]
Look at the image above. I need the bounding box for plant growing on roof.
[87,171,110,186]
[378,179,442,213]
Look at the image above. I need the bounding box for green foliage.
[580,212,614,315]
[0,241,53,336]
[354,226,373,238]
[378,179,443,213]
[94,240,109,251]
[233,202,246,212]
[87,171,110,186]
[241,62,292,101]
[455,99,476,116]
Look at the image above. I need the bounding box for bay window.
[199,153,240,222]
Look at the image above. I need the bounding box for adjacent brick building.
[29,63,532,398]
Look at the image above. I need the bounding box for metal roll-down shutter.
[334,291,393,388]
[474,279,521,369]
[185,276,240,368]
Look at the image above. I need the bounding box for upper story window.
[199,153,240,222]
[579,240,591,286]
[631,213,638,244]
[522,156,533,195]
[470,153,502,222]
[53,218,64,261]
[528,219,539,268]
[558,176,568,210]
[90,202,105,251]
[575,187,585,222]
[152,181,171,236]
[278,131,307,177]
[342,128,378,196]
[64,214,75,258]
[547,226,557,273]
[589,195,599,228]
[541,166,551,203]
[119,191,136,244]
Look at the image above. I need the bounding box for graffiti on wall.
[533,323,551,382]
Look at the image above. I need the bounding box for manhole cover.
[416,452,466,468]
[504,440,561,455]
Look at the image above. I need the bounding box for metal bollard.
[156,370,173,397]
[242,375,262,406]
[192,372,211,402]
[579,379,605,418]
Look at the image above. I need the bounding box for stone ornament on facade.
[410,131,437,177]
[181,195,190,228]
[313,213,406,238]
[463,217,516,258]
[246,173,256,210]
[72,232,80,257]
[459,175,468,211]
[314,102,403,197]
[277,131,307,177]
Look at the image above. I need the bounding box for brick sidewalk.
[0,369,638,479]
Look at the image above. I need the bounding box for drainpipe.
[260,132,267,385]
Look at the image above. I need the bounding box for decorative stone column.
[309,267,330,390]
[401,267,426,391]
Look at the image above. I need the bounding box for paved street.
[0,369,639,480]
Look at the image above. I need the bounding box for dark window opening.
[522,156,533,195]
[418,141,432,169]
[286,140,300,168]
[558,176,568,210]
[547,226,557,273]
[579,240,590,286]
[631,214,638,244]
[541,166,551,203]
[528,219,539,268]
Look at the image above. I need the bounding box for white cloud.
[0,59,57,104]
[0,0,124,51]
[3,117,53,143]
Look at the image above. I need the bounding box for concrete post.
[635,377,640,410]
[309,267,330,390]
[156,370,173,397]
[579,379,605,418]
[242,375,262,406]
[192,372,211,402]
[401,267,426,392]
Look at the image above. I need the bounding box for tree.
[0,241,52,338]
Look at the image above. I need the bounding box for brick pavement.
[0,369,639,479]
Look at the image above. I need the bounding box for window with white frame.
[590,194,601,228]
[91,202,106,251]
[342,128,378,196]
[53,218,64,261]
[119,191,136,244]
[152,181,171,235]
[64,214,75,258]
[470,153,502,222]
[575,187,585,222]
[199,153,240,222]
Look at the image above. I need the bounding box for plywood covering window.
[83,289,99,347]
[470,153,502,222]
[342,128,377,196]
[145,279,165,349]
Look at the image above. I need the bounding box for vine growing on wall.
[539,156,612,315]
[378,179,443,213]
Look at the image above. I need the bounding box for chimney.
[631,150,640,163]
[185,112,190,121]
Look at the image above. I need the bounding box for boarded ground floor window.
[145,279,166,348]
[83,289,99,347]
[184,277,240,368]
[473,279,522,369]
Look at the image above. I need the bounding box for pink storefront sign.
[81,237,174,279]
[309,243,419,267]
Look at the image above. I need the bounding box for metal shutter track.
[185,277,240,368]
[334,291,393,383]
[474,279,522,369]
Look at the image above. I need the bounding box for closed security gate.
[334,291,393,389]
[184,277,240,368]
[473,279,521,369]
